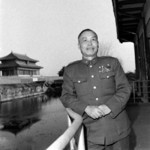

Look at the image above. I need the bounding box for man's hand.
[85,106,104,119]
[98,105,111,116]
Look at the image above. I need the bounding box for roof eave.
[112,0,146,43]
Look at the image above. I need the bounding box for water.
[0,94,68,150]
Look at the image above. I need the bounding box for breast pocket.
[73,78,89,96]
[99,71,115,89]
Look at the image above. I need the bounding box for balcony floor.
[127,103,150,150]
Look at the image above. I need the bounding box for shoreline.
[0,76,62,102]
[0,91,45,103]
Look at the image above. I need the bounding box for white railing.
[46,108,85,150]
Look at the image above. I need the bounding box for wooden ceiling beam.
[118,0,146,6]
[118,12,141,19]
[119,6,143,12]
[119,19,138,23]
[121,24,137,28]
[121,23,138,26]
[122,30,136,35]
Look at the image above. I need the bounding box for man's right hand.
[85,106,104,119]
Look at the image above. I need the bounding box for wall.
[0,82,46,102]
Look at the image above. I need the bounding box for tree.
[125,72,137,82]
[58,66,65,76]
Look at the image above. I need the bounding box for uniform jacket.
[60,56,131,145]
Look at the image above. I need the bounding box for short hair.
[78,29,98,40]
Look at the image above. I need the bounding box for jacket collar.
[82,57,98,66]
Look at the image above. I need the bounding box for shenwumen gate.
[112,0,150,103]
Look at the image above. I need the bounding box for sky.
[0,0,135,76]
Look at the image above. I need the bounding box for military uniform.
[60,56,131,145]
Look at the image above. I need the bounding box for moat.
[1,94,150,150]
[0,94,68,150]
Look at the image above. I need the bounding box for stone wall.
[0,82,46,102]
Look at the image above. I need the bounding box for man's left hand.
[98,105,111,116]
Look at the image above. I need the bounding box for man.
[60,29,131,150]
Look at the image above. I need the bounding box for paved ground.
[127,103,150,150]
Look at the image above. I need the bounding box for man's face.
[78,31,99,58]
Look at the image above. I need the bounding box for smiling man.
[60,29,131,150]
[78,29,98,60]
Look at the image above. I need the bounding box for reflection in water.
[0,94,68,150]
[0,96,42,134]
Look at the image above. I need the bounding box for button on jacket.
[60,56,131,145]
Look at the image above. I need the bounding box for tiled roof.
[16,61,43,69]
[0,61,42,69]
[0,52,38,62]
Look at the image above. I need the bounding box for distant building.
[0,52,43,76]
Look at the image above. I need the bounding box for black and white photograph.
[0,0,150,150]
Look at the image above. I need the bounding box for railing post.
[78,126,85,150]
[67,115,76,150]
[132,81,135,103]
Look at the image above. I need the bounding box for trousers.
[87,136,129,150]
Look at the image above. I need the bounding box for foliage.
[58,66,65,76]
[125,72,137,82]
